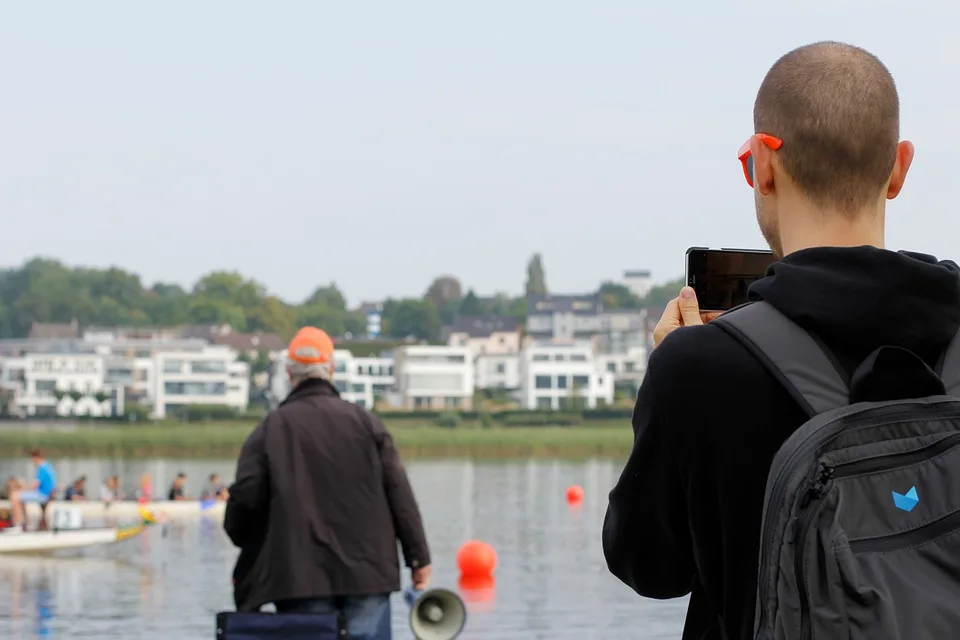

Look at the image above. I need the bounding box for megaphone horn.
[403,586,467,640]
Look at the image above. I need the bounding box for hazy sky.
[3,2,959,306]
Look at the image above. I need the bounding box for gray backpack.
[714,301,960,640]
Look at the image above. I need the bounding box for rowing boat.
[0,499,226,520]
[0,522,146,553]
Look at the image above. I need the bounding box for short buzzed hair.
[754,41,900,214]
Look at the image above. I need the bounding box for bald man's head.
[754,41,900,214]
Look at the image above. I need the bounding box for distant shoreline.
[0,421,633,460]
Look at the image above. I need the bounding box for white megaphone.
[403,586,467,640]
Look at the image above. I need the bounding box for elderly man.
[225,326,431,640]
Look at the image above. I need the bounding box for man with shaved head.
[604,42,960,639]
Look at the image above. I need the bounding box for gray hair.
[287,358,334,385]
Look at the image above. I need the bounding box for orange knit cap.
[287,326,334,364]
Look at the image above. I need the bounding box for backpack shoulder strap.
[937,326,960,397]
[712,301,850,418]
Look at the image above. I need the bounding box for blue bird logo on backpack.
[892,486,919,512]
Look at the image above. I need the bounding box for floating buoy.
[566,485,584,504]
[457,540,497,578]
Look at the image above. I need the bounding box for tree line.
[0,255,682,342]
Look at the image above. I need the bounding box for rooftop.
[443,315,522,339]
[527,294,602,315]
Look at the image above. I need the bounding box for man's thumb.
[678,287,702,326]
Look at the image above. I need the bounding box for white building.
[0,353,124,418]
[518,343,614,410]
[392,345,474,410]
[597,346,648,394]
[334,351,395,409]
[150,346,249,419]
[623,269,653,299]
[474,353,520,390]
[267,349,396,410]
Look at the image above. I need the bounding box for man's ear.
[751,137,777,197]
[887,140,914,200]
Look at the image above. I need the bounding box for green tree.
[303,284,346,311]
[639,277,685,308]
[247,296,297,338]
[524,253,548,298]
[597,282,643,309]
[382,298,441,341]
[458,289,483,316]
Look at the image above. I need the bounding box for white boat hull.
[0,524,145,553]
[0,499,225,520]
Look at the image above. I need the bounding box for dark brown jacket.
[224,378,430,611]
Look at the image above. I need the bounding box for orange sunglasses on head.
[738,133,783,187]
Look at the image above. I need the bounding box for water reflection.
[0,458,688,638]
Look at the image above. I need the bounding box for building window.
[495,363,506,374]
[35,379,57,394]
[532,354,549,362]
[557,375,568,389]
[350,383,365,393]
[413,397,429,409]
[625,362,636,372]
[190,360,227,374]
[606,362,617,372]
[163,381,227,396]
[554,354,566,361]
[536,396,552,410]
[335,361,347,373]
[573,375,589,388]
[570,354,587,362]
[558,397,571,410]
[535,375,551,389]
[163,360,184,374]
[445,396,459,409]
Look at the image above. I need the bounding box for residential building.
[623,269,654,299]
[266,349,396,410]
[356,302,384,339]
[150,346,250,419]
[474,353,520,390]
[596,346,648,396]
[518,343,614,410]
[28,320,79,340]
[392,345,474,410]
[525,295,603,343]
[178,324,285,358]
[0,352,124,418]
[334,350,395,408]
[595,309,649,355]
[442,315,523,359]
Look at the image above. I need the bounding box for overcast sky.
[2,2,959,306]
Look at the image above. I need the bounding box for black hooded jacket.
[602,247,960,639]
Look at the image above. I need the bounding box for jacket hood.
[748,246,960,370]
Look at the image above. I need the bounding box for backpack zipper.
[754,401,960,637]
[794,463,834,640]
[849,507,960,554]
[830,432,960,479]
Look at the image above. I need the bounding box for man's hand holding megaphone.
[412,564,433,590]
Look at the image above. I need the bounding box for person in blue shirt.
[10,449,58,529]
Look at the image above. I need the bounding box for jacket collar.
[280,378,339,406]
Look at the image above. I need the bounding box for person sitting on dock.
[137,473,153,503]
[64,476,87,501]
[9,449,58,530]
[168,473,188,501]
[200,473,228,501]
[100,475,121,503]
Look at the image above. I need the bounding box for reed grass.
[0,421,633,459]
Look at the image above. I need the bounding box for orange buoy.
[566,485,585,504]
[457,540,497,578]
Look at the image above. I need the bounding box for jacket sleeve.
[369,413,432,569]
[602,346,695,599]
[224,418,270,548]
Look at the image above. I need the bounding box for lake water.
[0,458,688,639]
